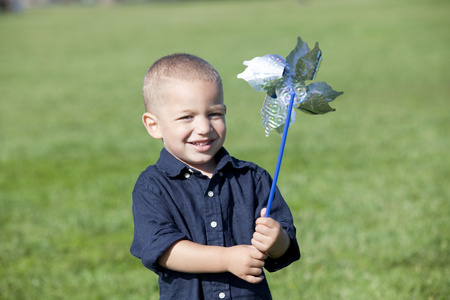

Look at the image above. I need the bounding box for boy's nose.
[195,117,212,134]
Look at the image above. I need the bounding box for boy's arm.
[158,240,267,284]
[251,208,291,259]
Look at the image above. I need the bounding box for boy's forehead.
[168,78,222,94]
[160,79,223,105]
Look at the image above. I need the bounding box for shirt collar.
[156,147,243,178]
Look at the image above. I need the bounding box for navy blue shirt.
[131,148,300,300]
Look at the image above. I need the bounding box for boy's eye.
[210,112,224,118]
[178,115,192,121]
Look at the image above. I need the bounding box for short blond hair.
[142,53,223,112]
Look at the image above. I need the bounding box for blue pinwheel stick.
[265,87,296,217]
[238,36,343,216]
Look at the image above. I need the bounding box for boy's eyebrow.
[175,104,225,115]
[175,109,195,115]
[210,104,226,110]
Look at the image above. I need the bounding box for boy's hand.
[252,208,291,259]
[223,245,267,284]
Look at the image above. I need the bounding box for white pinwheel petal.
[237,54,286,92]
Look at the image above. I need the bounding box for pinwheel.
[238,36,343,216]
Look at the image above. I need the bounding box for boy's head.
[142,53,226,177]
[143,53,223,114]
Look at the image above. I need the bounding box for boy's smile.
[143,80,226,177]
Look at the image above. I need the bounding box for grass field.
[1,0,449,299]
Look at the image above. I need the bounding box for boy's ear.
[142,112,162,139]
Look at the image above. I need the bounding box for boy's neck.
[189,160,217,178]
[171,153,217,179]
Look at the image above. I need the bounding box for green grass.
[1,0,449,299]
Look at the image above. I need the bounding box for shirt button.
[219,292,226,299]
[210,221,217,228]
[184,173,190,178]
[207,191,214,197]
[219,171,224,177]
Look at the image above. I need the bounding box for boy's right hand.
[223,245,268,284]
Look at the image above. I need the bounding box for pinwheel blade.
[238,36,343,136]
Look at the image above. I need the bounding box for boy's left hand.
[251,208,290,259]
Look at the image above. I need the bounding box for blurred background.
[1,0,449,299]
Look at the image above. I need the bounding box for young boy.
[130,53,300,300]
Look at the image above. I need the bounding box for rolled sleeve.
[130,188,187,274]
[264,233,300,272]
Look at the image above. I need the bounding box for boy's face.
[143,80,226,175]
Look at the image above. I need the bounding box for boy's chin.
[187,158,214,167]
[185,155,217,168]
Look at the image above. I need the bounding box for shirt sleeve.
[255,169,301,272]
[130,186,187,274]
